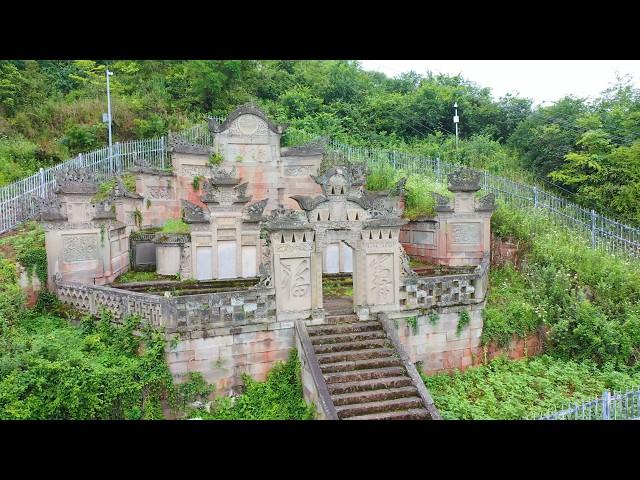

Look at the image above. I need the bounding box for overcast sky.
[359,60,640,106]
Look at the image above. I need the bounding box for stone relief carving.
[182,164,213,178]
[264,208,309,230]
[63,234,99,263]
[284,166,313,176]
[148,186,173,200]
[257,243,273,288]
[368,254,394,304]
[399,244,418,279]
[280,257,311,300]
[180,242,192,279]
[451,223,481,244]
[209,103,286,135]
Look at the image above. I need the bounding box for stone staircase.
[307,314,432,420]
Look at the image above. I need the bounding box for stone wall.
[381,305,484,374]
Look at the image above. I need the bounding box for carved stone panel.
[277,257,311,311]
[450,223,481,244]
[62,234,99,263]
[366,253,394,305]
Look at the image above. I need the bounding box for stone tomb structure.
[41,104,496,416]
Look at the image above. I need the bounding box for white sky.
[359,60,640,106]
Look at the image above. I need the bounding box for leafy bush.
[0,221,47,284]
[93,174,137,202]
[422,355,640,419]
[0,310,174,419]
[193,349,315,420]
[160,219,190,234]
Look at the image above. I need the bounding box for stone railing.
[295,321,339,420]
[56,280,276,338]
[399,256,490,311]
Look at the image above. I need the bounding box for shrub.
[161,218,190,234]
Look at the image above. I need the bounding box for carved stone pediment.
[209,103,287,135]
[53,168,98,195]
[447,168,482,192]
[201,178,251,205]
[181,200,210,223]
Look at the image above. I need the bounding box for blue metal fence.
[535,387,640,420]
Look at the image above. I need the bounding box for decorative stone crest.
[208,103,287,135]
[312,164,368,196]
[168,133,212,154]
[53,168,98,195]
[211,166,239,185]
[447,168,482,192]
[264,208,309,231]
[181,200,210,223]
[399,244,418,279]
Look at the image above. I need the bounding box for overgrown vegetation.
[160,218,190,234]
[0,221,47,284]
[190,349,315,420]
[422,355,640,420]
[93,173,137,202]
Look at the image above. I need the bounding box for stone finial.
[290,195,329,212]
[53,167,98,195]
[233,182,251,203]
[181,200,210,223]
[311,164,368,196]
[244,198,269,221]
[447,168,482,192]
[390,177,408,197]
[433,192,454,212]
[399,244,418,279]
[475,193,496,212]
[32,194,67,221]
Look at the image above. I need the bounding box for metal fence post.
[115,142,122,173]
[436,157,441,183]
[533,187,538,208]
[591,209,597,248]
[39,167,45,197]
[602,390,610,420]
[160,136,166,169]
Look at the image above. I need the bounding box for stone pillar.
[264,208,316,321]
[354,219,406,317]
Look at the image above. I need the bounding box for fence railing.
[1,118,639,260]
[535,387,640,420]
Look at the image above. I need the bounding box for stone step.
[310,330,388,345]
[336,396,426,419]
[313,338,390,354]
[332,386,418,406]
[324,314,358,324]
[327,376,414,395]
[346,408,431,420]
[307,321,382,337]
[319,356,404,374]
[316,347,396,365]
[323,366,407,384]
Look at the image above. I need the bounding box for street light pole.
[453,102,459,151]
[106,68,114,172]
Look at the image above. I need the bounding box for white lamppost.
[103,68,114,171]
[453,102,459,151]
